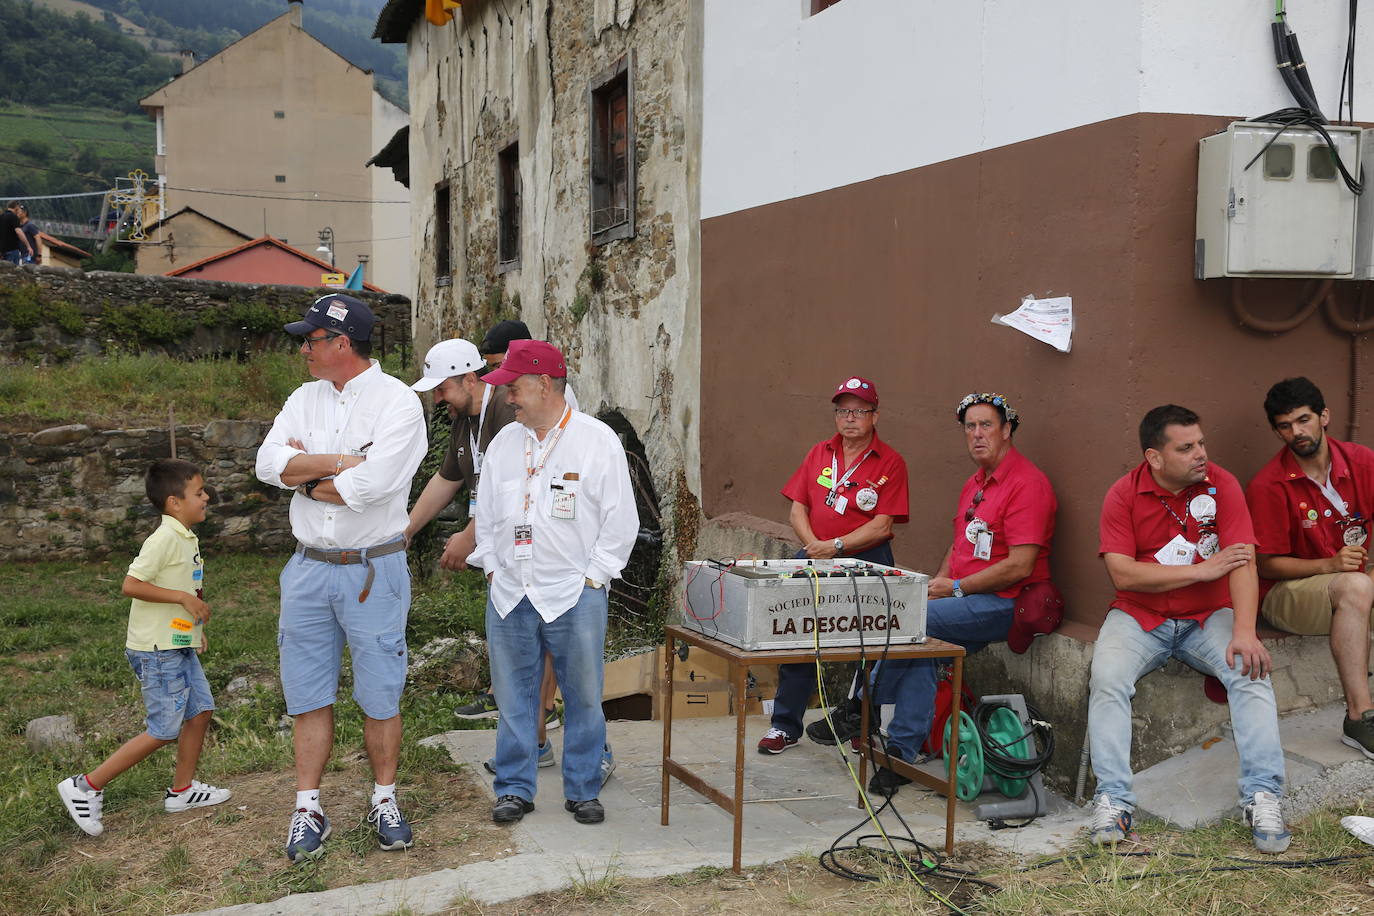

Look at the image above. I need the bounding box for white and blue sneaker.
[600,748,616,787]
[368,797,414,851]
[285,808,331,863]
[1244,791,1291,854]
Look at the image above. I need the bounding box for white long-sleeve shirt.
[255,361,427,549]
[470,408,639,621]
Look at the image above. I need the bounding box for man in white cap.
[405,337,516,571]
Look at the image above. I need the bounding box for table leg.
[731,659,748,873]
[945,655,963,855]
[661,632,676,827]
[857,659,870,804]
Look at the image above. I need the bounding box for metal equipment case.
[679,559,928,651]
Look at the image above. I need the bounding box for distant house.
[134,206,252,276]
[35,233,89,270]
[139,0,411,299]
[164,235,383,291]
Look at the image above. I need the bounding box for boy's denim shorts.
[125,648,216,741]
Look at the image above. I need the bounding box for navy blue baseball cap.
[284,293,375,342]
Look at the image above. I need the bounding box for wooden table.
[660,624,966,873]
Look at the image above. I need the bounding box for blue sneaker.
[1089,794,1132,845]
[368,797,414,851]
[285,808,331,862]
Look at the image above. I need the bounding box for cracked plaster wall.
[405,0,702,569]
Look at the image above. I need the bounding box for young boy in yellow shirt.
[58,459,231,835]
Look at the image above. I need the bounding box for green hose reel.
[942,706,1033,801]
[942,710,983,801]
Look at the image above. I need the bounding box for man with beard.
[1246,377,1374,759]
[1090,405,1289,853]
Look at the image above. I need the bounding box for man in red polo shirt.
[1090,404,1289,854]
[859,392,1058,795]
[756,375,910,755]
[1246,377,1374,759]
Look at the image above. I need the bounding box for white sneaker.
[1243,791,1291,854]
[1340,815,1374,846]
[164,780,232,813]
[58,776,104,836]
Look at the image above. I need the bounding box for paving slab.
[1135,700,1357,828]
[186,712,1086,915]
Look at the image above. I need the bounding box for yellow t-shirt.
[125,515,204,651]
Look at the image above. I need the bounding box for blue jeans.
[487,587,608,803]
[874,592,1015,761]
[1088,608,1286,809]
[126,647,216,740]
[770,542,894,739]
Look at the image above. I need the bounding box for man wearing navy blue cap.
[256,293,428,862]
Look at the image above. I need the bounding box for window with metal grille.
[498,142,521,268]
[588,55,634,243]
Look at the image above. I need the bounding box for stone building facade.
[375,0,702,578]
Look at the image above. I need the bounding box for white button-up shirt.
[471,407,639,621]
[255,361,427,549]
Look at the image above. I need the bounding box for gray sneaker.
[1243,791,1291,854]
[1341,710,1374,760]
[600,749,616,787]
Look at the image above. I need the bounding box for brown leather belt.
[298,539,406,603]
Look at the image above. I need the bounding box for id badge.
[1154,533,1196,566]
[513,524,533,560]
[551,490,576,520]
[468,493,478,518]
[974,529,993,560]
[833,494,848,515]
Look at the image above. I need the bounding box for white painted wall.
[704,0,1374,218]
[370,93,413,300]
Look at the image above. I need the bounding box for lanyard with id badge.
[468,385,493,520]
[1154,488,1218,566]
[514,406,573,561]
[820,449,872,516]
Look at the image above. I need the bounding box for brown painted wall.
[701,112,1371,632]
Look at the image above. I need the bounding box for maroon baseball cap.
[832,376,878,406]
[483,339,567,386]
[1007,581,1064,653]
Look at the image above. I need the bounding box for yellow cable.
[804,568,969,912]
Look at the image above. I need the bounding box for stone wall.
[0,261,411,365]
[0,419,291,560]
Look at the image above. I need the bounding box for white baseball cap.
[411,338,484,391]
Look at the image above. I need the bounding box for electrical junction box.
[1195,121,1361,279]
[1356,128,1374,280]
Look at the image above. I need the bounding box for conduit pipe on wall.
[1231,279,1373,442]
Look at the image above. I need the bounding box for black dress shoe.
[564,797,605,824]
[868,766,912,797]
[492,794,534,823]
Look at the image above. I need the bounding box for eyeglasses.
[964,489,984,521]
[834,408,876,419]
[302,331,342,351]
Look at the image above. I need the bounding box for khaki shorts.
[1262,574,1343,635]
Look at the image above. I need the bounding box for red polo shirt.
[1246,438,1374,597]
[781,433,909,543]
[1099,461,1255,630]
[948,445,1056,597]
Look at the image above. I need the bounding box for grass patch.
[0,348,414,429]
[0,551,499,914]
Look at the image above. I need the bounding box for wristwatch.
[952,579,964,597]
[303,479,321,500]
[833,537,845,554]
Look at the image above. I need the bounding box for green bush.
[100,302,196,344]
[51,300,85,335]
[0,282,44,330]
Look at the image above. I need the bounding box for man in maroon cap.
[756,376,911,755]
[861,392,1058,796]
[469,341,638,827]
